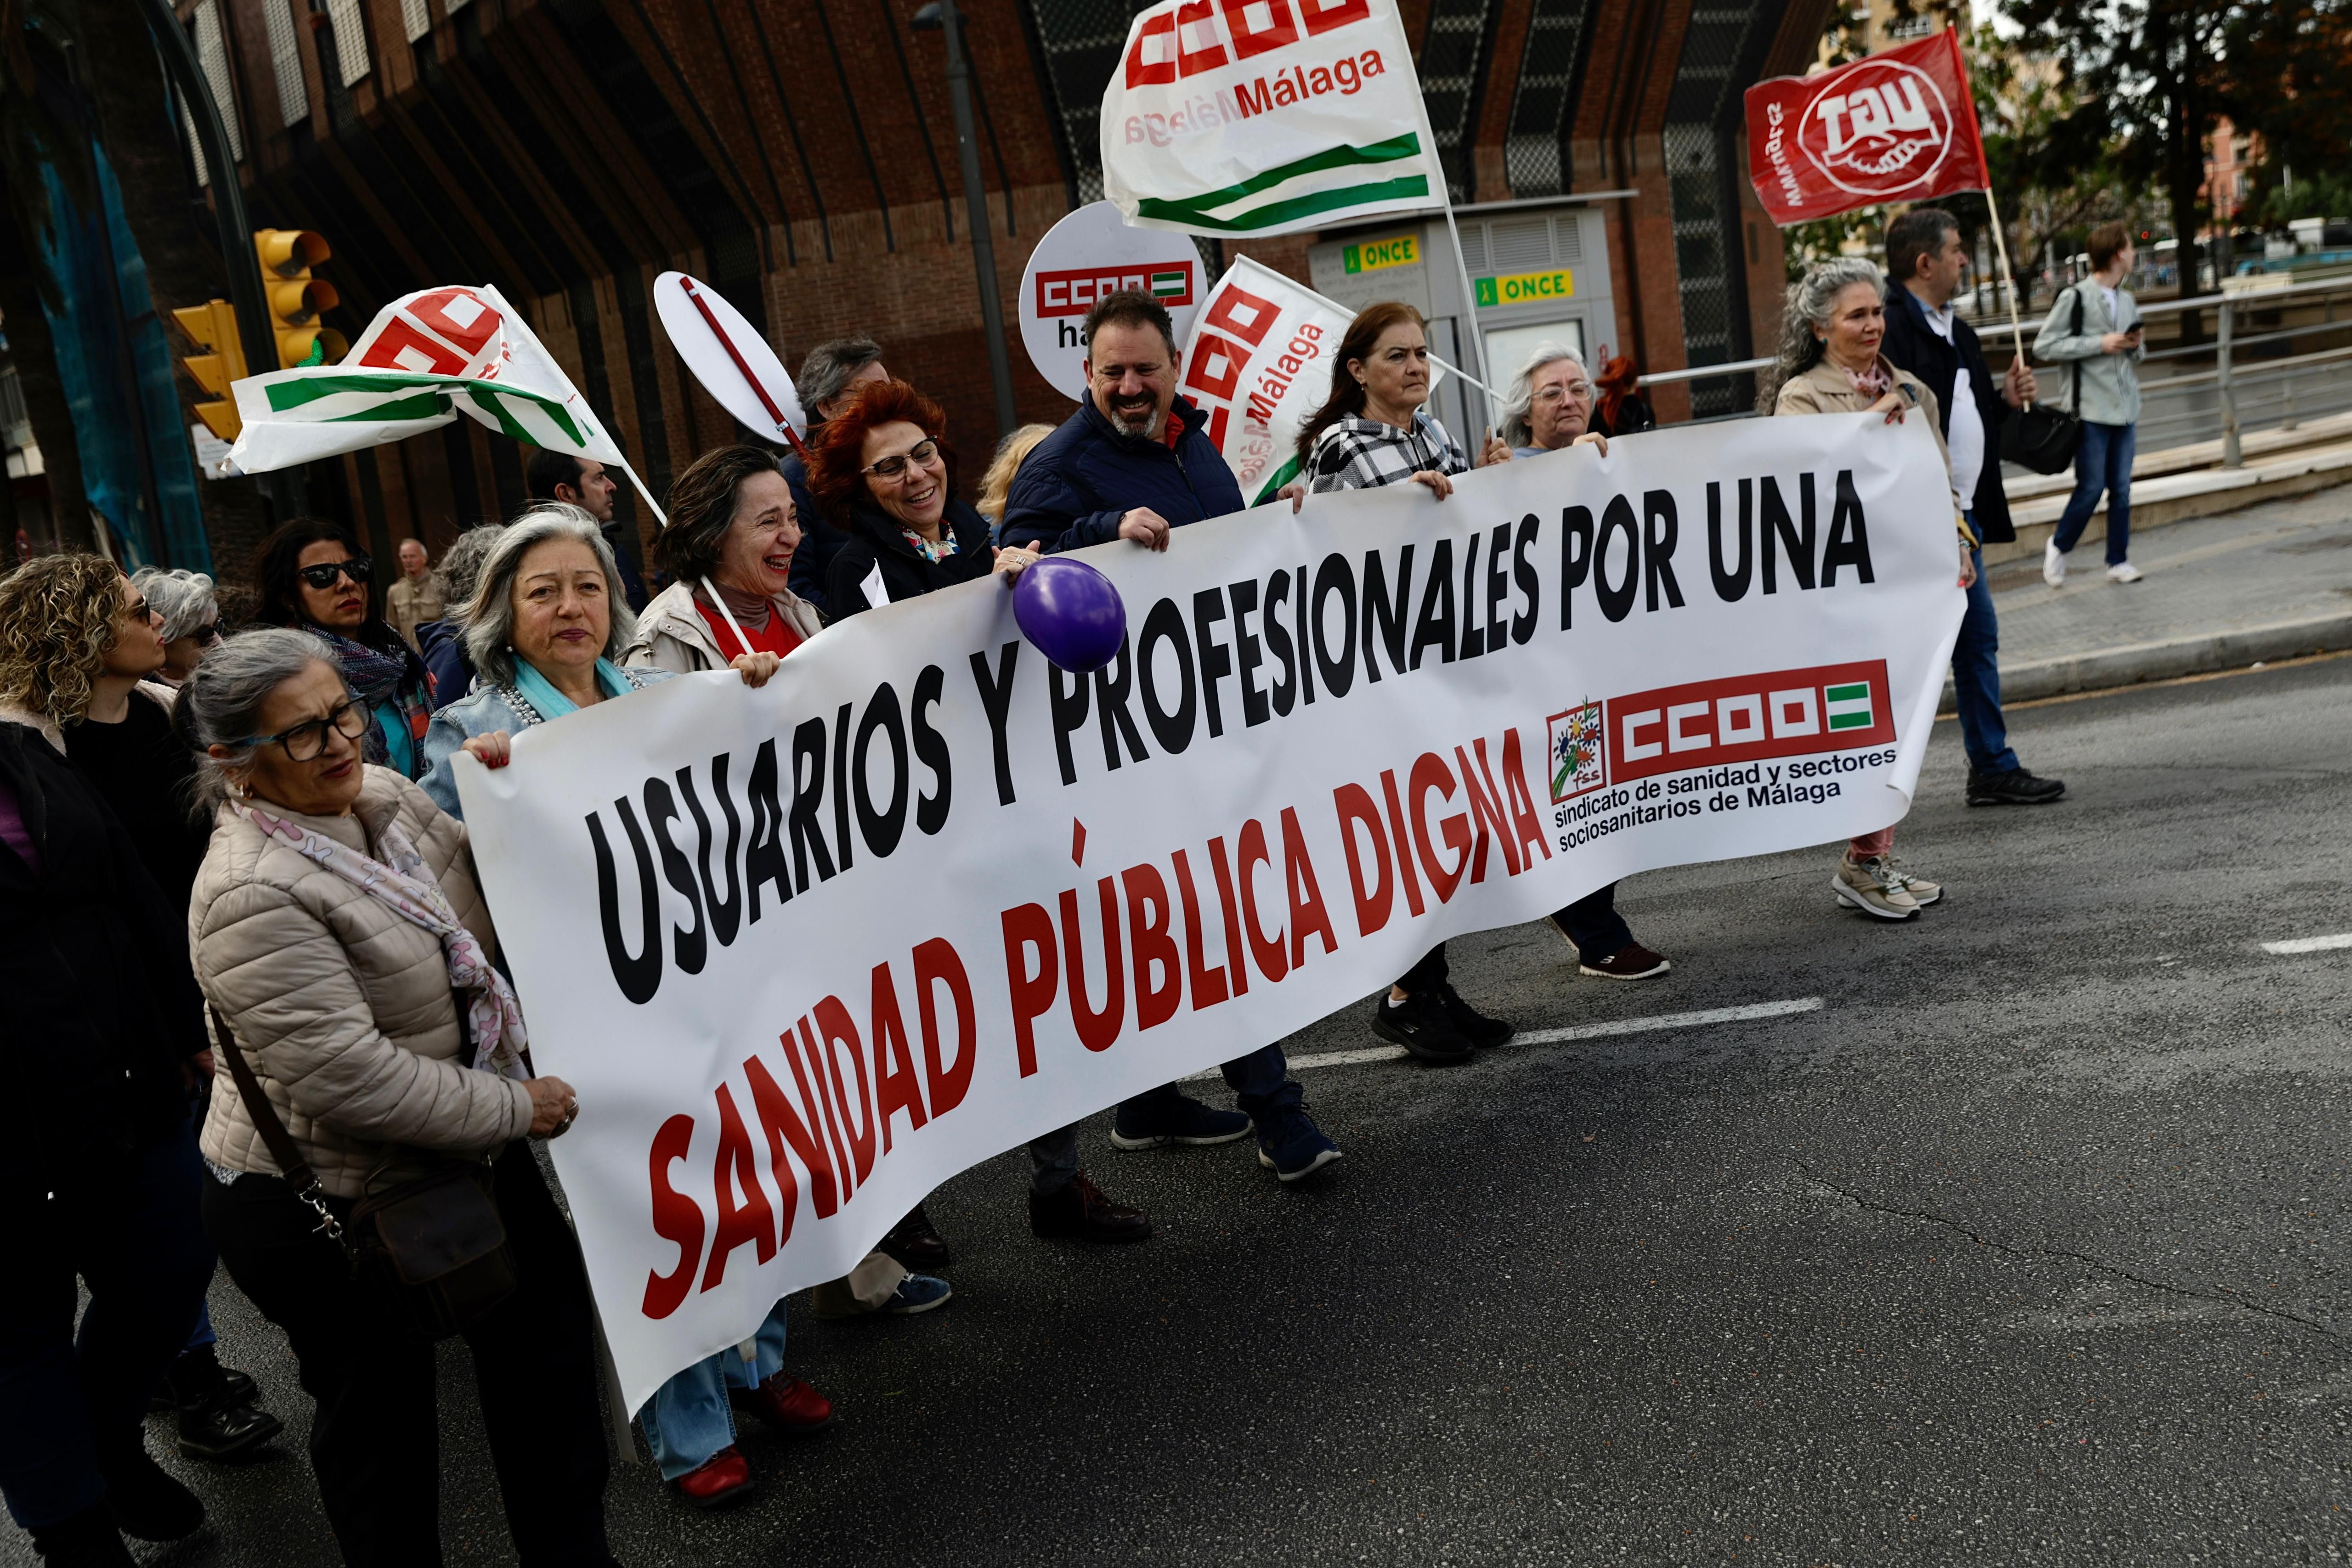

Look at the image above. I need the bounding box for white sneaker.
[2106,561,2143,584]
[2042,541,2067,587]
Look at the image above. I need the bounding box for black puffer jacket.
[823,493,996,618]
[0,715,208,1194]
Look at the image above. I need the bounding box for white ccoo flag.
[1100,0,1444,237]
[226,284,624,476]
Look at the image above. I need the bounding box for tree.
[2225,0,2352,224]
[2001,0,2241,310]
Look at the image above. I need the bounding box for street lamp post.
[913,0,1018,440]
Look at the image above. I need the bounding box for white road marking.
[2264,933,2352,954]
[1185,997,1825,1080]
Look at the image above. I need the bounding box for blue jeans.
[1953,538,2018,774]
[2052,420,2135,564]
[1029,1045,1300,1193]
[641,1302,790,1480]
[1,1117,213,1530]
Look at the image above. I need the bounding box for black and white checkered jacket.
[1305,412,1470,494]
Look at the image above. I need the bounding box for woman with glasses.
[129,567,222,688]
[0,555,220,1564]
[812,378,1035,615]
[252,518,435,781]
[620,445,823,671]
[179,626,619,1566]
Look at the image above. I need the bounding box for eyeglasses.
[191,622,223,647]
[862,438,940,480]
[1533,382,1595,403]
[246,698,370,762]
[296,557,373,590]
[120,597,157,624]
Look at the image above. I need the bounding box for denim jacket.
[418,666,672,821]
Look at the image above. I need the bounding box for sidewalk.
[1942,484,2352,708]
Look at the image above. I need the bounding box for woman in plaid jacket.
[1291,302,1515,1066]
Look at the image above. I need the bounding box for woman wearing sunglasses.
[252,519,435,781]
[129,567,222,688]
[0,555,223,1562]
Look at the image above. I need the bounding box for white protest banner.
[456,414,1965,1414]
[226,285,623,475]
[1099,0,1443,237]
[1019,202,1208,402]
[1179,256,1354,503]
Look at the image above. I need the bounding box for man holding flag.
[1879,209,2064,809]
[1746,28,2063,810]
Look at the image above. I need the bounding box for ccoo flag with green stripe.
[1100,0,1444,239]
[226,284,623,477]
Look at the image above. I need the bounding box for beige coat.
[193,765,531,1197]
[1773,355,1973,546]
[617,579,822,673]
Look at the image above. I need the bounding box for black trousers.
[0,1117,212,1531]
[1395,882,1630,993]
[204,1142,616,1568]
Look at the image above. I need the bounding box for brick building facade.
[170,0,1831,577]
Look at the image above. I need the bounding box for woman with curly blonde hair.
[0,554,222,1560]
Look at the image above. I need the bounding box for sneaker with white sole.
[1833,853,1920,920]
[2043,540,2067,587]
[1883,862,1941,906]
[2106,560,2143,583]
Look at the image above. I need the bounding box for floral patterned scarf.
[233,801,528,1081]
[313,627,431,776]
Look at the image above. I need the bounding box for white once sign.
[456,414,1965,1415]
[1018,202,1206,404]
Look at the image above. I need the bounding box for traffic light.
[254,228,349,368]
[172,298,248,441]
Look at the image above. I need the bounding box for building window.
[322,0,371,84]
[265,0,308,125]
[401,0,430,43]
[1502,0,1598,197]
[1662,0,1772,416]
[1885,13,1934,39]
[1419,0,1497,204]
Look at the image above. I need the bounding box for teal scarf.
[513,657,628,721]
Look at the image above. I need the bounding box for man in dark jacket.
[996,292,1340,1185]
[997,299,1243,557]
[1882,209,2065,808]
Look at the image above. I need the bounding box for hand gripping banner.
[454,415,1966,1413]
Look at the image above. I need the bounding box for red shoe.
[671,1445,753,1509]
[729,1374,833,1436]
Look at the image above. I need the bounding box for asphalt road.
[23,653,2352,1568]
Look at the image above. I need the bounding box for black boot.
[177,1391,284,1461]
[878,1203,952,1271]
[95,1441,204,1542]
[28,1504,136,1567]
[152,1343,257,1414]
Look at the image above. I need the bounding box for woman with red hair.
[808,379,1038,616]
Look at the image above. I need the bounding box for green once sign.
[1473,268,1575,308]
[1342,234,1420,275]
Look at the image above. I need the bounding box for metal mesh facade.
[1662,1,1772,415]
[1502,0,1599,196]
[1419,0,1496,203]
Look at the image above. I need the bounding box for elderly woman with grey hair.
[1763,254,1973,923]
[413,505,859,1506]
[179,625,616,1563]
[129,567,221,687]
[1500,341,1613,460]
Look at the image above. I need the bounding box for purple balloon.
[1012,556,1127,673]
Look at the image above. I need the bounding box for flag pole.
[1956,24,2034,407]
[1437,194,1501,439]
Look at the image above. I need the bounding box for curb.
[1939,611,2352,711]
[1983,447,2352,569]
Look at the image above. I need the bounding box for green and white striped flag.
[226,284,623,476]
[1825,681,1876,731]
[1100,0,1443,239]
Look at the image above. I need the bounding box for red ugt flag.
[1745,28,1990,226]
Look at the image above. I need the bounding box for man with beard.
[998,292,1343,1187]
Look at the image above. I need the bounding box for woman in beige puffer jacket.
[182,627,617,1567]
